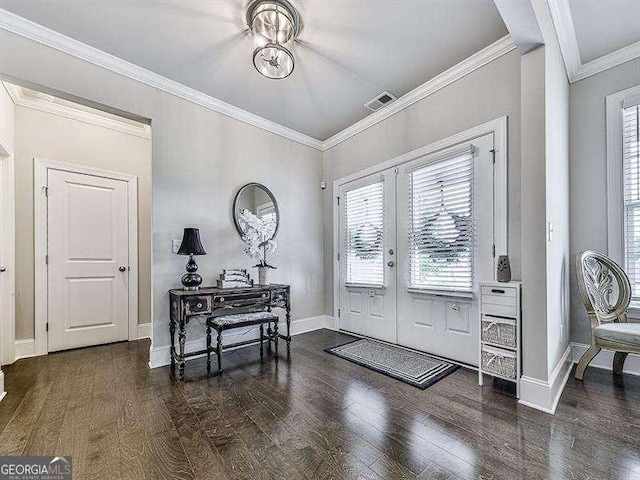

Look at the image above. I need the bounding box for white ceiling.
[0,1,508,141]
[568,0,640,64]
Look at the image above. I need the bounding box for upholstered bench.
[206,310,279,375]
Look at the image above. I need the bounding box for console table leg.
[267,323,272,352]
[169,319,176,367]
[286,308,291,355]
[178,320,186,380]
[206,325,212,373]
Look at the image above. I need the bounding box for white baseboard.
[519,343,573,414]
[148,315,333,369]
[571,342,640,376]
[137,322,151,340]
[0,370,5,403]
[14,338,35,360]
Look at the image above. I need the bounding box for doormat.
[325,339,458,389]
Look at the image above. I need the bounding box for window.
[607,85,640,306]
[407,151,474,292]
[623,101,640,300]
[344,182,384,285]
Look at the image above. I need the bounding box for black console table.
[169,284,291,379]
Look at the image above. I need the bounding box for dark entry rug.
[325,339,458,389]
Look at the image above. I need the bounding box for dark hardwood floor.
[1,329,639,479]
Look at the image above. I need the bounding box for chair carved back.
[576,251,631,328]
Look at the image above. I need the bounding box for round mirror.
[233,183,279,240]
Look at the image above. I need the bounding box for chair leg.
[260,324,264,358]
[613,352,628,376]
[206,325,212,373]
[575,344,601,380]
[216,329,223,375]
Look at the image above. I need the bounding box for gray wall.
[14,106,152,339]
[520,45,548,380]
[322,50,522,316]
[519,0,571,382]
[570,58,640,344]
[0,30,324,349]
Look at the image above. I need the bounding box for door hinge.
[337,252,340,261]
[46,322,49,332]
[337,196,340,205]
[490,149,496,164]
[45,254,49,265]
[44,186,49,197]
[337,309,341,317]
[492,244,496,257]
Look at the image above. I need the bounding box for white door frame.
[332,116,509,322]
[0,132,15,370]
[34,157,139,356]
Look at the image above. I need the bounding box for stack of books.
[216,269,253,288]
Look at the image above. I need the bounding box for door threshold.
[336,329,478,371]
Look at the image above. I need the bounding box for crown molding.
[322,35,517,150]
[0,9,520,152]
[4,82,152,138]
[573,41,640,82]
[548,0,640,83]
[0,8,324,150]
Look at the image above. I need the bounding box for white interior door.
[47,169,129,352]
[338,170,397,343]
[396,134,495,365]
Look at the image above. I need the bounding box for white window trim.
[332,116,508,320]
[606,84,640,313]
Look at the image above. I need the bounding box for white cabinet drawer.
[481,302,517,318]
[481,285,518,318]
[481,285,516,297]
[482,293,517,307]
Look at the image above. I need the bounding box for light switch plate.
[172,239,181,253]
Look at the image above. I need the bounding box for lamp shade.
[177,228,206,256]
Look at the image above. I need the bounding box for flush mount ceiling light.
[247,0,300,80]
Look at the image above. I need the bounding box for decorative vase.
[496,255,512,283]
[258,266,269,285]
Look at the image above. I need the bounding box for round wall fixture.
[246,0,300,79]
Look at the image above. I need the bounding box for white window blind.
[407,151,474,292]
[345,182,385,285]
[623,102,640,300]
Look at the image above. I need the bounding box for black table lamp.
[177,228,206,290]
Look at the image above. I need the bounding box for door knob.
[387,261,395,267]
[0,266,5,272]
[119,266,127,272]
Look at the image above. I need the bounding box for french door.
[337,134,495,365]
[338,172,397,343]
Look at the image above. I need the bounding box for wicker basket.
[481,346,516,379]
[481,316,517,348]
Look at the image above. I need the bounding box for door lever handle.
[119,266,127,272]
[387,261,395,267]
[0,266,5,272]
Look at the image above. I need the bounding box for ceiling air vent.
[364,91,397,112]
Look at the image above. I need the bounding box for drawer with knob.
[184,296,212,316]
[271,289,287,306]
[214,291,271,309]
